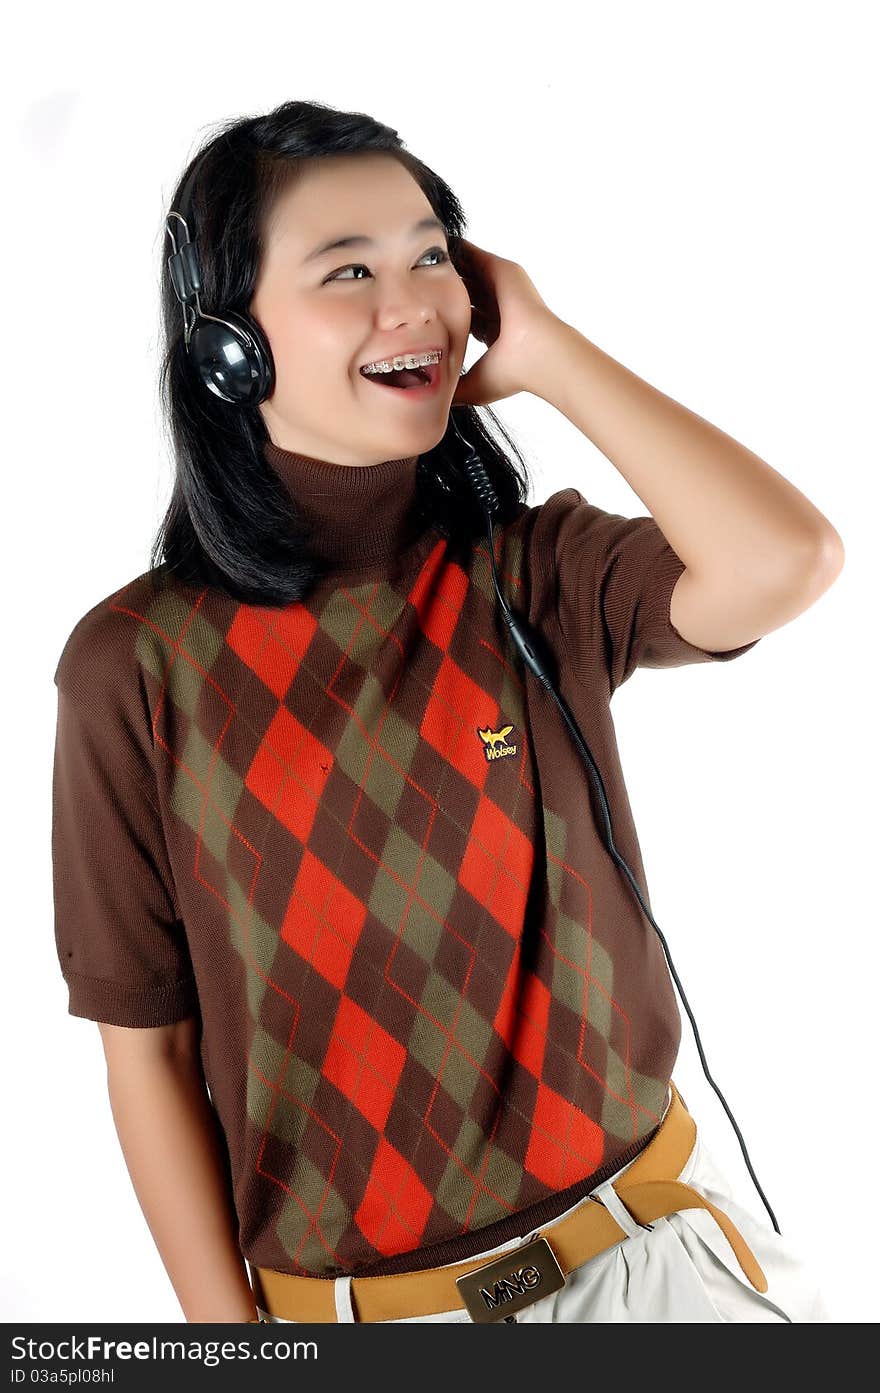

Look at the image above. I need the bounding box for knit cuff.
[64,969,200,1027]
[646,545,761,663]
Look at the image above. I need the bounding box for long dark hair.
[152,99,534,607]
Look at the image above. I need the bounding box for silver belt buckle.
[455,1235,566,1323]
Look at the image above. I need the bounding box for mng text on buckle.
[455,1236,566,1323]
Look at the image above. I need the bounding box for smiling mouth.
[359,359,442,392]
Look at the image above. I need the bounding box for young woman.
[51,98,839,1324]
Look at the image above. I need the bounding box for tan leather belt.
[249,1082,767,1323]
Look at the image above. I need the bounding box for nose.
[372,273,440,326]
[377,304,435,332]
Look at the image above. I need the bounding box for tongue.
[374,366,428,388]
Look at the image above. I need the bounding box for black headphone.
[165,145,782,1237]
[165,151,275,406]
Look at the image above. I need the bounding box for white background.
[5,0,876,1324]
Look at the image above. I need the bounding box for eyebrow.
[303,216,446,264]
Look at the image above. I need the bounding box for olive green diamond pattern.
[368,829,457,963]
[275,1154,353,1270]
[600,1050,668,1140]
[435,1116,524,1227]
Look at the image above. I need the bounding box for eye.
[323,246,450,283]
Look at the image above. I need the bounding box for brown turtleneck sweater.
[51,439,760,1280]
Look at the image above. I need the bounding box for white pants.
[257,1099,830,1324]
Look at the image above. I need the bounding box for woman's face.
[251,152,472,466]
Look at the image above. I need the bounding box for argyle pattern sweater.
[51,441,760,1279]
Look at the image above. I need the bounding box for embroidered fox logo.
[477,723,517,762]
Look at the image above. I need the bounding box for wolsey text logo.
[478,723,517,762]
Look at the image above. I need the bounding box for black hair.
[152,98,534,607]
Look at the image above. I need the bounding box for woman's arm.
[452,238,844,651]
[98,1019,259,1323]
[525,318,844,648]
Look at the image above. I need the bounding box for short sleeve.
[532,489,760,697]
[51,623,199,1028]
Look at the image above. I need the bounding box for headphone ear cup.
[187,309,275,406]
[230,310,275,401]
